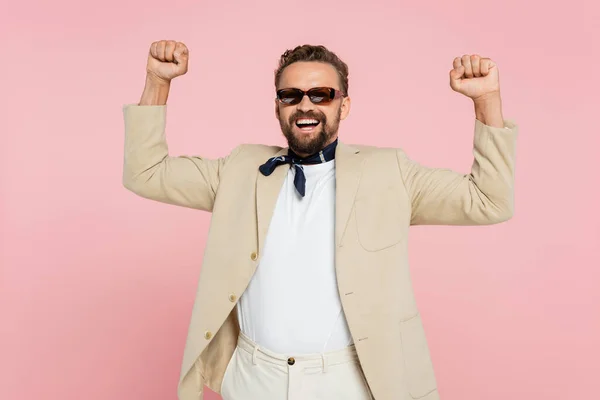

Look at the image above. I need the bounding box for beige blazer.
[122,104,518,400]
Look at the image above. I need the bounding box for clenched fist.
[146,40,189,83]
[449,54,500,101]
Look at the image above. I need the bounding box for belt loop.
[252,345,259,365]
[321,354,328,373]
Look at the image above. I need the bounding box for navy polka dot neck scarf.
[258,139,338,197]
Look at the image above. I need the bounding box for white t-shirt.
[236,159,354,354]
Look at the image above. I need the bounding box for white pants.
[221,331,373,400]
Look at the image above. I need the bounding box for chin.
[295,131,318,141]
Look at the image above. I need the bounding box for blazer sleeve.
[397,118,518,226]
[122,104,242,212]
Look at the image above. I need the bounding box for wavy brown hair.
[274,45,349,96]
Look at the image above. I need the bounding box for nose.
[297,94,315,112]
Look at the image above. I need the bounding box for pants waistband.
[237,330,359,370]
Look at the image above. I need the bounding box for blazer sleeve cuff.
[475,117,518,132]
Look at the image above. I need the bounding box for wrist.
[473,90,501,105]
[473,91,504,128]
[139,73,171,106]
[145,72,171,88]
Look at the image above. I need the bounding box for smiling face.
[275,61,351,157]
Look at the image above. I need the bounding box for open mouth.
[295,118,321,132]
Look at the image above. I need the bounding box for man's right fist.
[146,40,189,83]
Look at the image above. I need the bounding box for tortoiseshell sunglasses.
[276,87,346,105]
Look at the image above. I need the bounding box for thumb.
[449,65,464,89]
[173,43,189,65]
[450,65,465,81]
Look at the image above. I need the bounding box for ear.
[340,96,351,121]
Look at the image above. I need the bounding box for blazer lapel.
[256,147,288,256]
[335,141,364,247]
[255,142,363,255]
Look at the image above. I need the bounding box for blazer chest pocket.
[354,187,407,251]
[399,313,438,399]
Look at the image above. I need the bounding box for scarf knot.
[258,139,338,197]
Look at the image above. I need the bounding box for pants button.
[287,357,295,366]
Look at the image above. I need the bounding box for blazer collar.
[256,141,363,255]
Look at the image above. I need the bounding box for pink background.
[2,1,599,399]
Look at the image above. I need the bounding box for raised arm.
[122,40,240,212]
[398,117,517,226]
[399,54,518,226]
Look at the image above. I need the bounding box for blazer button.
[204,331,213,340]
[228,293,237,302]
[287,357,295,366]
[250,252,258,261]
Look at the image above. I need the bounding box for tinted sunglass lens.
[308,88,333,104]
[278,89,303,105]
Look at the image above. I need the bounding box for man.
[122,40,517,400]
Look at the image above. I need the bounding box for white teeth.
[297,119,319,125]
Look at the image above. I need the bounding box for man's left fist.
[449,54,500,100]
